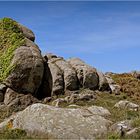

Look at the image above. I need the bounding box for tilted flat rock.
[0,103,112,139]
[47,61,64,96]
[67,58,99,90]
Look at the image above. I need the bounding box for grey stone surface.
[0,103,112,139]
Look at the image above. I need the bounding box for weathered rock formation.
[40,54,111,97]
[0,18,112,108]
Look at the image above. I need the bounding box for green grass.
[51,91,140,123]
[132,117,140,128]
[0,17,25,82]
[107,132,120,140]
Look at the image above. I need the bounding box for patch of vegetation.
[112,73,140,101]
[0,106,13,123]
[107,132,120,139]
[0,127,30,139]
[0,17,25,82]
[132,117,140,128]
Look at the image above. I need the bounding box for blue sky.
[0,1,140,73]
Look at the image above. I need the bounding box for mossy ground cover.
[0,17,25,82]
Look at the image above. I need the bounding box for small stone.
[114,100,139,111]
[43,97,52,103]
[88,106,111,117]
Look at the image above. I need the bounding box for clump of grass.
[107,132,120,139]
[132,118,140,128]
[0,17,25,82]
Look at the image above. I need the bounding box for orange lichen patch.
[7,119,13,129]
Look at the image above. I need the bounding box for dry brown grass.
[112,73,140,101]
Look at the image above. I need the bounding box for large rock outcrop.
[40,54,111,97]
[0,18,44,95]
[0,103,112,139]
[0,18,112,102]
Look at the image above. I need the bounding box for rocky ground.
[0,17,140,139]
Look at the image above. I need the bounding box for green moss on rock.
[0,17,25,82]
